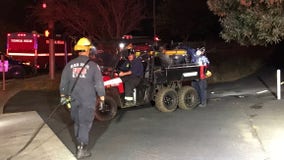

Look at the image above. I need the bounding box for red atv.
[94,48,202,121]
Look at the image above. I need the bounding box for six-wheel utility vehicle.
[94,46,202,121]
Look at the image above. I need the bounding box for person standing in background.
[191,47,211,107]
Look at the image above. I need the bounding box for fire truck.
[6,32,72,70]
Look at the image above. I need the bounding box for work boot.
[198,103,207,108]
[76,143,91,159]
[124,100,135,107]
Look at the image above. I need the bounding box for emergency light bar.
[122,35,133,39]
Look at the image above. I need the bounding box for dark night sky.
[0,0,220,50]
[0,1,33,26]
[0,0,216,34]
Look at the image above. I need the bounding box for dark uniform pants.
[192,79,207,105]
[70,99,95,145]
[121,75,141,97]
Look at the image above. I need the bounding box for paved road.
[3,67,284,160]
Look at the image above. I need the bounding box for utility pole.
[153,0,156,37]
[153,0,158,48]
[48,20,55,80]
[42,1,55,80]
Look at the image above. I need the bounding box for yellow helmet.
[74,37,93,52]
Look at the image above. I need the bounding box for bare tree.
[30,0,146,41]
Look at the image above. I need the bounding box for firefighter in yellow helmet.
[73,37,97,58]
[59,37,105,159]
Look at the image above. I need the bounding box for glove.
[60,96,70,105]
[205,70,212,78]
[99,100,104,111]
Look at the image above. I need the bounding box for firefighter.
[118,49,144,105]
[191,47,211,107]
[59,37,105,159]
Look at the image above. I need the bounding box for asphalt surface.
[1,66,284,160]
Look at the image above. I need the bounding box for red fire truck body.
[6,32,72,70]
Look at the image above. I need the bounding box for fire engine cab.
[6,32,72,70]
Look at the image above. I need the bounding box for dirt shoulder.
[0,73,61,114]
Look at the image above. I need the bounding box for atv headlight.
[119,43,125,50]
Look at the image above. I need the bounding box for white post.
[1,54,5,91]
[133,88,136,104]
[277,69,281,100]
